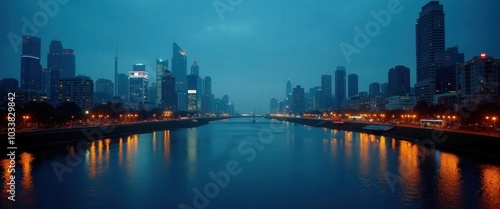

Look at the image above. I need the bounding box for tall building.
[369,82,381,97]
[457,54,500,105]
[187,74,200,111]
[161,70,177,111]
[270,97,278,114]
[202,76,212,114]
[415,1,445,104]
[20,35,42,92]
[117,73,129,100]
[347,73,358,98]
[0,78,19,103]
[58,75,94,111]
[335,66,346,108]
[114,49,118,97]
[388,65,411,96]
[436,44,464,94]
[156,59,168,106]
[172,42,187,110]
[95,78,114,104]
[321,73,332,109]
[309,86,321,110]
[292,85,305,113]
[148,83,158,105]
[191,59,199,76]
[381,82,389,97]
[48,40,64,104]
[129,65,149,103]
[61,49,75,79]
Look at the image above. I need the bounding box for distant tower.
[191,59,199,76]
[114,48,118,97]
[335,66,346,108]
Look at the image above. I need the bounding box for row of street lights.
[485,116,497,129]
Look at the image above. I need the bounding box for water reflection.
[87,139,112,178]
[437,152,462,208]
[187,128,198,181]
[163,130,171,161]
[20,152,34,191]
[377,136,388,184]
[359,133,371,179]
[480,164,500,208]
[398,141,421,202]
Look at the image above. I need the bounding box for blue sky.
[1,0,499,113]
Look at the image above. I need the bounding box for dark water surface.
[2,118,499,209]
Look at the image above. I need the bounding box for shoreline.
[269,117,500,163]
[1,117,227,149]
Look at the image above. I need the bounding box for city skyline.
[1,0,500,113]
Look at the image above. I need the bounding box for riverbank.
[2,117,227,149]
[270,117,500,162]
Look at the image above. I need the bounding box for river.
[2,118,499,209]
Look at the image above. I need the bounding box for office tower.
[61,49,75,79]
[161,70,177,111]
[347,73,358,98]
[187,74,200,111]
[369,82,381,97]
[286,79,292,99]
[309,86,321,110]
[117,73,129,100]
[47,40,64,103]
[156,59,168,105]
[415,1,445,104]
[335,66,346,108]
[58,75,94,111]
[172,42,187,110]
[42,68,50,95]
[388,65,411,96]
[20,35,42,92]
[129,65,149,103]
[436,44,464,94]
[95,78,114,103]
[292,85,305,113]
[203,76,212,114]
[191,59,199,76]
[270,97,278,114]
[321,73,332,109]
[381,82,389,97]
[114,50,118,97]
[457,54,500,105]
[148,83,158,105]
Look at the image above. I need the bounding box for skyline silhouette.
[1,0,499,112]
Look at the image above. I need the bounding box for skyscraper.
[161,70,177,111]
[347,73,358,98]
[415,1,445,104]
[117,73,129,100]
[61,49,75,79]
[202,76,212,114]
[187,74,200,111]
[172,42,187,111]
[20,35,42,92]
[286,80,292,99]
[436,44,464,94]
[335,66,346,108]
[292,85,305,113]
[58,75,94,111]
[48,40,64,104]
[388,65,410,96]
[156,59,168,105]
[129,65,149,103]
[114,49,118,97]
[191,59,199,76]
[369,82,381,97]
[95,78,114,104]
[321,73,332,109]
[270,98,278,114]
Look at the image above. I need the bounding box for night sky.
[1,0,499,113]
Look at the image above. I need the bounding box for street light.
[493,117,497,130]
[23,115,29,127]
